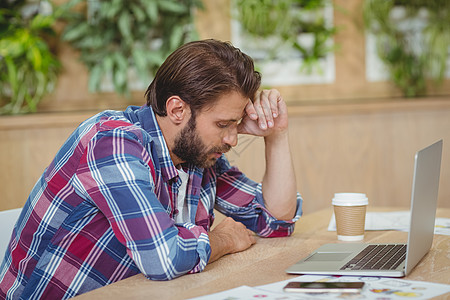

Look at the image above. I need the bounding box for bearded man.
[0,39,302,300]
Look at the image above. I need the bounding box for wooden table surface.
[74,207,450,299]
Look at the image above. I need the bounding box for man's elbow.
[144,272,178,281]
[140,251,201,281]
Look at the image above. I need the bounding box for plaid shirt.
[0,106,302,299]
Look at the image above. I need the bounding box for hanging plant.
[59,0,203,97]
[363,0,450,97]
[234,0,337,73]
[0,0,60,115]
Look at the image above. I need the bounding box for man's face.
[172,91,248,168]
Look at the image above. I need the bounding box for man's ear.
[166,96,190,125]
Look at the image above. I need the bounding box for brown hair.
[145,39,261,116]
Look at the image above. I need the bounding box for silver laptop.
[286,140,443,277]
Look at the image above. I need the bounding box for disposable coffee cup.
[332,193,368,241]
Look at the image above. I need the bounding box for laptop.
[286,139,443,277]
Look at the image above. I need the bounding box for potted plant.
[0,0,60,115]
[363,0,450,97]
[233,0,337,74]
[59,0,203,97]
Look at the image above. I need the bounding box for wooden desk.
[75,208,450,299]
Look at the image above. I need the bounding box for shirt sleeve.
[75,126,210,280]
[214,156,303,237]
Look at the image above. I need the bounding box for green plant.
[60,0,203,97]
[0,0,60,115]
[363,0,450,97]
[234,0,337,73]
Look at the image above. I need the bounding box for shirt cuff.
[178,222,211,274]
[253,184,303,236]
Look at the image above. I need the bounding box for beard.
[172,115,231,168]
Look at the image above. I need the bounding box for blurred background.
[1,0,449,214]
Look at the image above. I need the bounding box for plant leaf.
[130,3,146,22]
[158,1,187,14]
[30,15,54,30]
[118,11,132,40]
[62,23,91,42]
[169,25,184,50]
[142,0,158,23]
[88,63,103,92]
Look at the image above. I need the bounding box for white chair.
[0,208,22,259]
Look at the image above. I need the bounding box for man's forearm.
[262,131,298,221]
[238,88,298,221]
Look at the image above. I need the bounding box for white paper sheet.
[257,275,450,299]
[188,285,303,300]
[327,211,450,235]
[189,275,450,299]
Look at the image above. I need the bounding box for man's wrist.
[264,129,289,145]
[208,230,230,263]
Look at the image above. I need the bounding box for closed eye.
[217,117,242,129]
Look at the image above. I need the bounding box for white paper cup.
[332,193,368,241]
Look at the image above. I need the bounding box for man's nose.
[222,127,238,148]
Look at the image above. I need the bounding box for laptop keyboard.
[340,244,407,270]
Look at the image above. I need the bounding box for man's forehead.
[201,93,248,119]
[214,111,245,122]
[212,102,246,119]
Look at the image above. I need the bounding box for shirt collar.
[125,105,179,182]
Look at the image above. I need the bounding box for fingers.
[266,89,281,119]
[245,98,258,121]
[234,223,256,250]
[247,229,256,245]
[214,217,256,253]
[250,89,282,130]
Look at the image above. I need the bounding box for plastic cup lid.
[332,193,368,206]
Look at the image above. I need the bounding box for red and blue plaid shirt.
[0,105,302,299]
